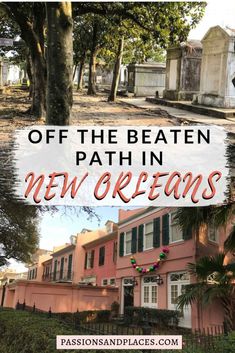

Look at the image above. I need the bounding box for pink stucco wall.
[3,280,118,313]
[83,237,117,286]
[116,207,227,330]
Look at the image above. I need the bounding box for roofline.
[51,244,76,257]
[82,231,117,249]
[202,25,234,41]
[118,207,158,226]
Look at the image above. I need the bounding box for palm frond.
[224,225,235,252]
[189,253,226,280]
[174,207,214,232]
[177,283,207,310]
[202,285,232,305]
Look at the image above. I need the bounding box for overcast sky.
[9,0,235,272]
[189,0,235,39]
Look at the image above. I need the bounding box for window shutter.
[84,252,87,269]
[99,246,105,266]
[138,224,144,252]
[119,232,124,257]
[153,217,160,248]
[183,226,193,240]
[162,213,170,245]
[131,227,137,254]
[91,250,95,268]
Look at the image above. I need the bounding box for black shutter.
[162,213,170,245]
[153,218,160,248]
[183,226,193,240]
[99,246,105,266]
[84,252,87,269]
[119,232,124,257]
[131,227,137,254]
[138,224,144,252]
[91,250,95,268]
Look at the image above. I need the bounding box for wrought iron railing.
[42,271,73,282]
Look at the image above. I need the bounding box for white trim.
[124,230,132,256]
[141,276,158,309]
[169,212,183,244]
[143,221,154,251]
[168,271,191,328]
[119,208,164,229]
[207,224,219,243]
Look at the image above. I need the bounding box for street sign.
[0,38,14,46]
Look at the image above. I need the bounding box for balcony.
[42,271,73,283]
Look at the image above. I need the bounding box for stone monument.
[127,62,166,97]
[195,26,235,108]
[163,40,202,101]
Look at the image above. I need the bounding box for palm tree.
[174,203,235,252]
[177,253,235,332]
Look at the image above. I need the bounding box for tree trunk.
[77,58,85,90]
[30,56,46,117]
[87,21,98,95]
[73,64,78,81]
[46,2,73,125]
[26,52,33,98]
[87,48,97,95]
[108,36,124,102]
[5,3,46,118]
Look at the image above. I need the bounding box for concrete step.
[146,97,235,119]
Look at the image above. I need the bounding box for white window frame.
[86,251,93,269]
[169,212,183,244]
[141,276,158,308]
[208,223,219,243]
[143,221,154,251]
[124,230,132,256]
[102,278,108,286]
[109,278,116,286]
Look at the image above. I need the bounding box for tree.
[73,16,91,90]
[74,2,206,99]
[46,2,73,125]
[1,2,47,118]
[0,201,39,267]
[174,203,235,252]
[177,253,235,332]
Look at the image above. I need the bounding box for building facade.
[116,207,229,330]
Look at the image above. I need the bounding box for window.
[85,250,95,269]
[110,278,116,286]
[170,284,178,304]
[144,222,154,250]
[208,224,219,243]
[99,246,105,266]
[170,212,183,243]
[113,241,117,263]
[102,279,108,286]
[125,231,132,255]
[141,276,158,308]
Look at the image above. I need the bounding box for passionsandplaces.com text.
[56,335,182,350]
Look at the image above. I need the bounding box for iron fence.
[14,302,235,353]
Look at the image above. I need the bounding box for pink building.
[116,207,229,330]
[82,221,117,286]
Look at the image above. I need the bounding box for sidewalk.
[119,97,235,133]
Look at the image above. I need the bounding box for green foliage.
[0,309,77,353]
[124,306,180,327]
[0,309,142,353]
[54,310,111,324]
[111,301,119,316]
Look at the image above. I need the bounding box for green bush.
[0,309,77,353]
[0,309,141,353]
[124,306,180,327]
